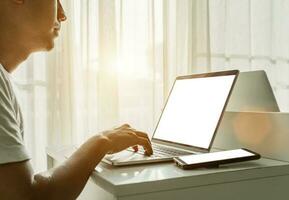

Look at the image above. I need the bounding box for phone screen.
[178,149,256,165]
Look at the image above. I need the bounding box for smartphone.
[174,148,261,170]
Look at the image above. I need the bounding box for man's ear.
[12,0,25,5]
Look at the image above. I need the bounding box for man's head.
[0,0,67,52]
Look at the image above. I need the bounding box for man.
[0,0,153,199]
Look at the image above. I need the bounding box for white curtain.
[209,0,289,111]
[11,0,289,172]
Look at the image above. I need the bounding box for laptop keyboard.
[127,143,193,157]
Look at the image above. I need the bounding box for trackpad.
[105,151,150,162]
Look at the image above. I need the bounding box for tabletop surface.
[47,146,289,196]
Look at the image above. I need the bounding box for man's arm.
[0,124,153,200]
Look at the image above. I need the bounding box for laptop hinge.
[152,139,209,154]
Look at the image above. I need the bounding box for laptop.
[103,70,239,166]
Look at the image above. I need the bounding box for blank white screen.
[153,75,236,149]
[179,149,254,164]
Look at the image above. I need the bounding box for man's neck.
[0,30,30,73]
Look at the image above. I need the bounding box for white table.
[46,146,289,200]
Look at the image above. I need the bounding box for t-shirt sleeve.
[0,81,30,164]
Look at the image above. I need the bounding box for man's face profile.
[1,0,67,52]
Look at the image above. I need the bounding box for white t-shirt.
[0,63,30,164]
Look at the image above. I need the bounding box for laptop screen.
[153,72,237,150]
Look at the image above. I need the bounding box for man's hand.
[101,124,153,156]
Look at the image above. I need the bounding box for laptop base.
[102,150,174,166]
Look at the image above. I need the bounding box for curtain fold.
[97,0,119,131]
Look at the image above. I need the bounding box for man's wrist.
[91,134,112,155]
